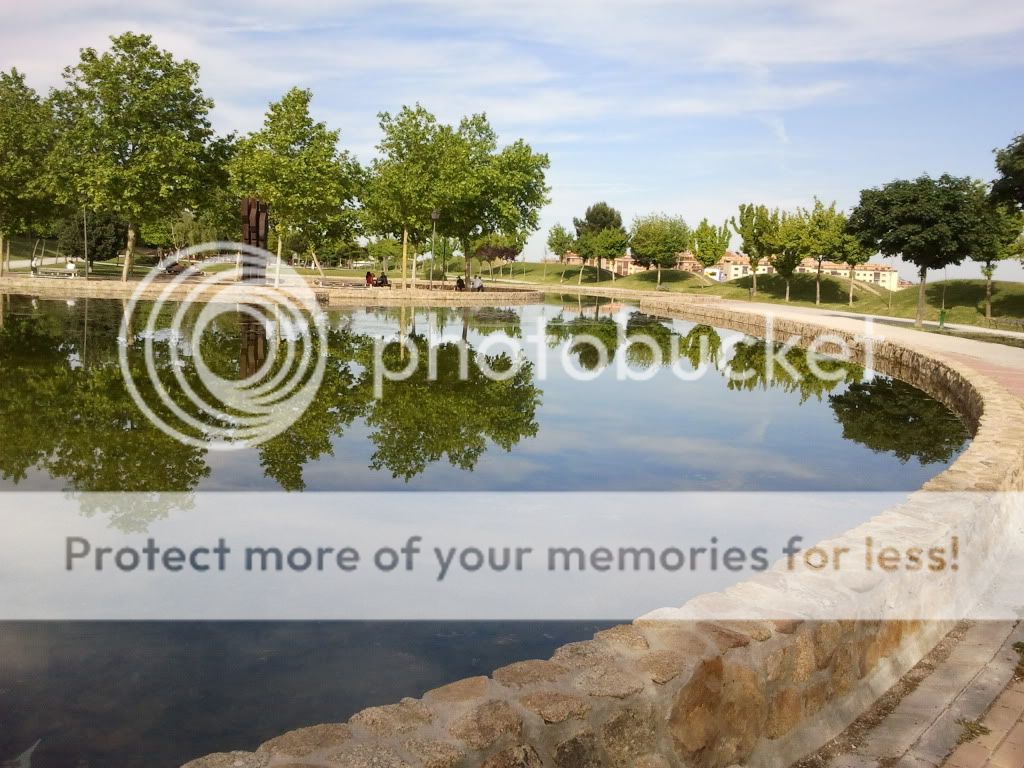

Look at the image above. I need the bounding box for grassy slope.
[499,265,1024,327]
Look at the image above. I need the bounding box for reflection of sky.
[204,302,966,492]
[0,299,968,493]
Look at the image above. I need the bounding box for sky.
[2,0,1023,281]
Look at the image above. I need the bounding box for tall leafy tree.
[629,213,690,286]
[972,202,1024,319]
[473,231,524,277]
[836,229,875,307]
[800,198,847,305]
[848,174,991,327]
[547,223,575,261]
[577,227,630,284]
[50,32,218,281]
[229,87,360,281]
[691,218,731,276]
[992,133,1024,211]
[441,114,549,279]
[362,105,448,287]
[573,201,625,281]
[769,210,808,302]
[729,203,778,296]
[0,68,55,267]
[574,201,623,236]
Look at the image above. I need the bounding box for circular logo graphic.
[118,242,327,450]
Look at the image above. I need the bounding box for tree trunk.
[311,250,325,279]
[577,261,584,285]
[785,279,790,302]
[274,234,283,288]
[915,267,927,328]
[849,266,856,306]
[657,263,662,286]
[815,261,822,305]
[985,269,993,319]
[597,256,602,282]
[401,226,409,290]
[0,231,5,277]
[751,267,758,296]
[121,224,137,283]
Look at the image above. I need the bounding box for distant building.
[561,249,899,290]
[794,258,899,291]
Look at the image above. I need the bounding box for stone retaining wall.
[170,295,1022,768]
[0,275,544,307]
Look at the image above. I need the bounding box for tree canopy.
[730,203,778,295]
[848,174,991,326]
[691,218,731,272]
[992,133,1024,211]
[0,68,54,244]
[630,213,690,285]
[49,32,218,280]
[229,87,361,275]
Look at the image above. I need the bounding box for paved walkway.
[828,622,1023,768]
[944,676,1024,768]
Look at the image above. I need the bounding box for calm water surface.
[0,294,970,766]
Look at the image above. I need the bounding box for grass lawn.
[496,265,1024,328]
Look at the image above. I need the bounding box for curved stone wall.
[171,296,1023,768]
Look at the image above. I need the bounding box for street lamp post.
[430,209,440,291]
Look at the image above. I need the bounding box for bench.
[31,267,78,279]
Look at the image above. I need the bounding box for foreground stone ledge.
[180,294,1023,768]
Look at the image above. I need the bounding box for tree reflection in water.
[0,298,971,522]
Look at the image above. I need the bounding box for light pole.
[430,209,440,291]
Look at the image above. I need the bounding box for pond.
[0,294,971,767]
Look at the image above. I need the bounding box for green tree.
[574,201,623,236]
[972,202,1024,319]
[0,68,55,266]
[229,86,360,282]
[50,32,218,281]
[837,231,875,307]
[367,237,402,274]
[992,133,1024,211]
[629,213,690,286]
[473,231,524,277]
[362,105,448,288]
[691,218,731,277]
[768,210,808,302]
[573,202,626,282]
[547,223,575,261]
[56,210,126,263]
[440,114,549,279]
[800,198,847,306]
[577,227,630,284]
[729,203,778,296]
[848,174,992,327]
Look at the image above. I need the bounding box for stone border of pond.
[0,275,547,307]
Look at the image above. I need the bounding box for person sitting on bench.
[455,276,466,292]
[374,273,391,287]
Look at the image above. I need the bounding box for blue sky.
[3,0,1023,280]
